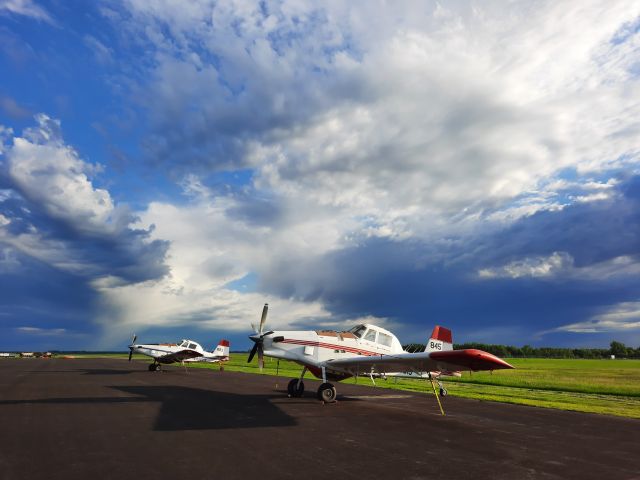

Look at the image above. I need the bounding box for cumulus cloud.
[547,302,640,333]
[82,0,640,344]
[478,252,573,279]
[0,115,169,283]
[8,114,131,235]
[107,0,640,244]
[90,182,386,339]
[4,2,640,347]
[478,252,640,280]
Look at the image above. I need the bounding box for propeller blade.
[247,343,259,363]
[259,303,268,334]
[128,334,137,362]
[258,344,264,371]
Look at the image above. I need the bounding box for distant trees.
[402,341,640,358]
[609,341,638,358]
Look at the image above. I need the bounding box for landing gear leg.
[287,367,306,398]
[317,366,337,403]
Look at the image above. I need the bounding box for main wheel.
[148,363,155,371]
[439,387,447,397]
[317,383,337,403]
[287,378,305,397]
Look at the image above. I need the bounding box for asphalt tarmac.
[0,359,638,480]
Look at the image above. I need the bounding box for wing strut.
[428,373,445,416]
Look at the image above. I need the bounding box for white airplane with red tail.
[248,304,513,412]
[129,336,230,371]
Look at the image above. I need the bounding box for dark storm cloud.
[0,250,98,349]
[477,175,640,268]
[258,176,640,346]
[0,171,169,283]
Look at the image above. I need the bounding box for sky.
[0,0,639,352]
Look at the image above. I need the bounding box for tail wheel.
[287,379,304,398]
[318,382,337,403]
[439,387,447,397]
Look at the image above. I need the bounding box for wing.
[183,356,222,363]
[324,349,514,375]
[157,348,203,363]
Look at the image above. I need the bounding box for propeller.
[248,303,273,371]
[128,334,137,362]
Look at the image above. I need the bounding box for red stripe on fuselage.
[280,338,383,357]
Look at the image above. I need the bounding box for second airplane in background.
[129,336,230,371]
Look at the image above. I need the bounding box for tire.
[287,378,305,397]
[317,382,337,403]
[439,387,447,397]
[148,363,155,371]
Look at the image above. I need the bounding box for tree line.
[403,341,640,359]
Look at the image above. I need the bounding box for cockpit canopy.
[348,324,397,348]
[178,339,201,351]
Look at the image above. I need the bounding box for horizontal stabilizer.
[430,349,514,371]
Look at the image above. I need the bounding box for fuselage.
[262,324,404,380]
[132,339,211,364]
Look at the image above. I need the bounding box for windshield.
[349,325,368,338]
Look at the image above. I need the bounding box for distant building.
[19,352,34,358]
[611,355,615,360]
[0,353,15,357]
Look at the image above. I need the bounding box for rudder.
[425,326,453,352]
[213,339,230,359]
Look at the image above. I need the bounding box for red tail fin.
[430,326,452,343]
[426,326,453,352]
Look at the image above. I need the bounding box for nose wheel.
[317,382,337,403]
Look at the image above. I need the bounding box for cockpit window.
[179,340,187,347]
[188,343,197,350]
[349,325,368,338]
[378,332,392,347]
[363,329,377,342]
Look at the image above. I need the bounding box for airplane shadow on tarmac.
[0,385,296,431]
[115,385,297,431]
[79,369,138,375]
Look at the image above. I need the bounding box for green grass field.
[75,353,640,419]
